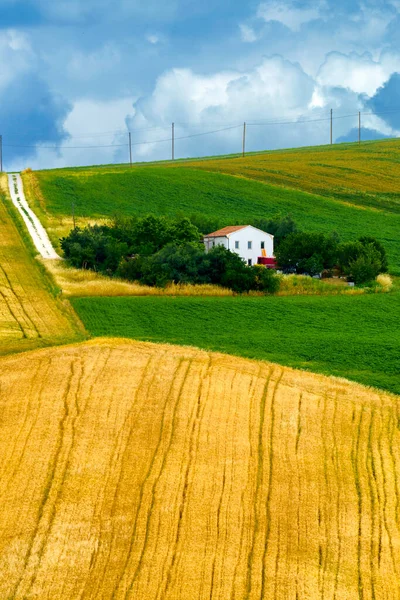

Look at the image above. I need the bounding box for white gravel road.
[8,173,60,259]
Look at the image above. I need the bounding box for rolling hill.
[1,338,399,599]
[23,140,400,273]
[71,293,400,395]
[0,174,84,356]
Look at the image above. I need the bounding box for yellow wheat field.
[0,174,83,354]
[1,338,400,599]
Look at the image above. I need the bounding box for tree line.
[60,214,388,292]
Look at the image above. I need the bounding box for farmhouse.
[203,225,275,266]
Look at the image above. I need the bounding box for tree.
[275,232,339,274]
[338,237,387,283]
[252,215,297,247]
[358,236,388,272]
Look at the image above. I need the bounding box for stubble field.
[1,338,400,599]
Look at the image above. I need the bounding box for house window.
[212,240,215,247]
[261,241,265,250]
[248,241,252,249]
[248,259,252,266]
[235,240,239,249]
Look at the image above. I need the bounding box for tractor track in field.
[1,339,400,599]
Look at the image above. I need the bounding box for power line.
[2,107,399,160]
[3,124,242,150]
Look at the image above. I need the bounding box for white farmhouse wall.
[204,226,274,266]
[204,236,229,251]
[229,227,273,265]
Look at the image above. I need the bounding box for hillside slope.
[25,140,400,273]
[183,139,400,212]
[72,293,400,395]
[1,339,399,599]
[0,174,83,356]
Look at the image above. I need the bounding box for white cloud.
[123,56,368,162]
[257,0,325,31]
[317,51,400,96]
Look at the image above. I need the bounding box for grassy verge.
[71,292,400,395]
[47,258,378,298]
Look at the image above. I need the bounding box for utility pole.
[172,122,175,161]
[330,109,333,145]
[358,112,361,144]
[0,135,2,172]
[242,122,246,157]
[129,132,132,167]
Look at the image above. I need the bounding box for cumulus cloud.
[317,51,400,96]
[124,56,368,162]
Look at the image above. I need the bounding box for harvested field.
[0,174,83,355]
[1,338,400,599]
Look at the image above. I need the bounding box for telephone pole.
[129,132,132,167]
[358,112,361,144]
[242,122,246,157]
[330,109,333,145]
[172,122,175,161]
[0,135,2,172]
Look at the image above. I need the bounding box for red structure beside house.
[257,257,277,268]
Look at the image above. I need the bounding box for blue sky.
[0,0,399,169]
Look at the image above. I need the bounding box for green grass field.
[71,291,400,395]
[29,151,400,274]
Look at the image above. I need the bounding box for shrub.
[252,265,281,293]
[376,273,393,291]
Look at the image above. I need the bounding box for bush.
[376,273,393,291]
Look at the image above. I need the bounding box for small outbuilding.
[203,225,275,267]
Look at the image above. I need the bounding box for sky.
[0,0,399,170]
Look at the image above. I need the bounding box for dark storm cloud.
[0,74,70,166]
[368,73,400,129]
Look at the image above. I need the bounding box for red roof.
[204,225,249,238]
